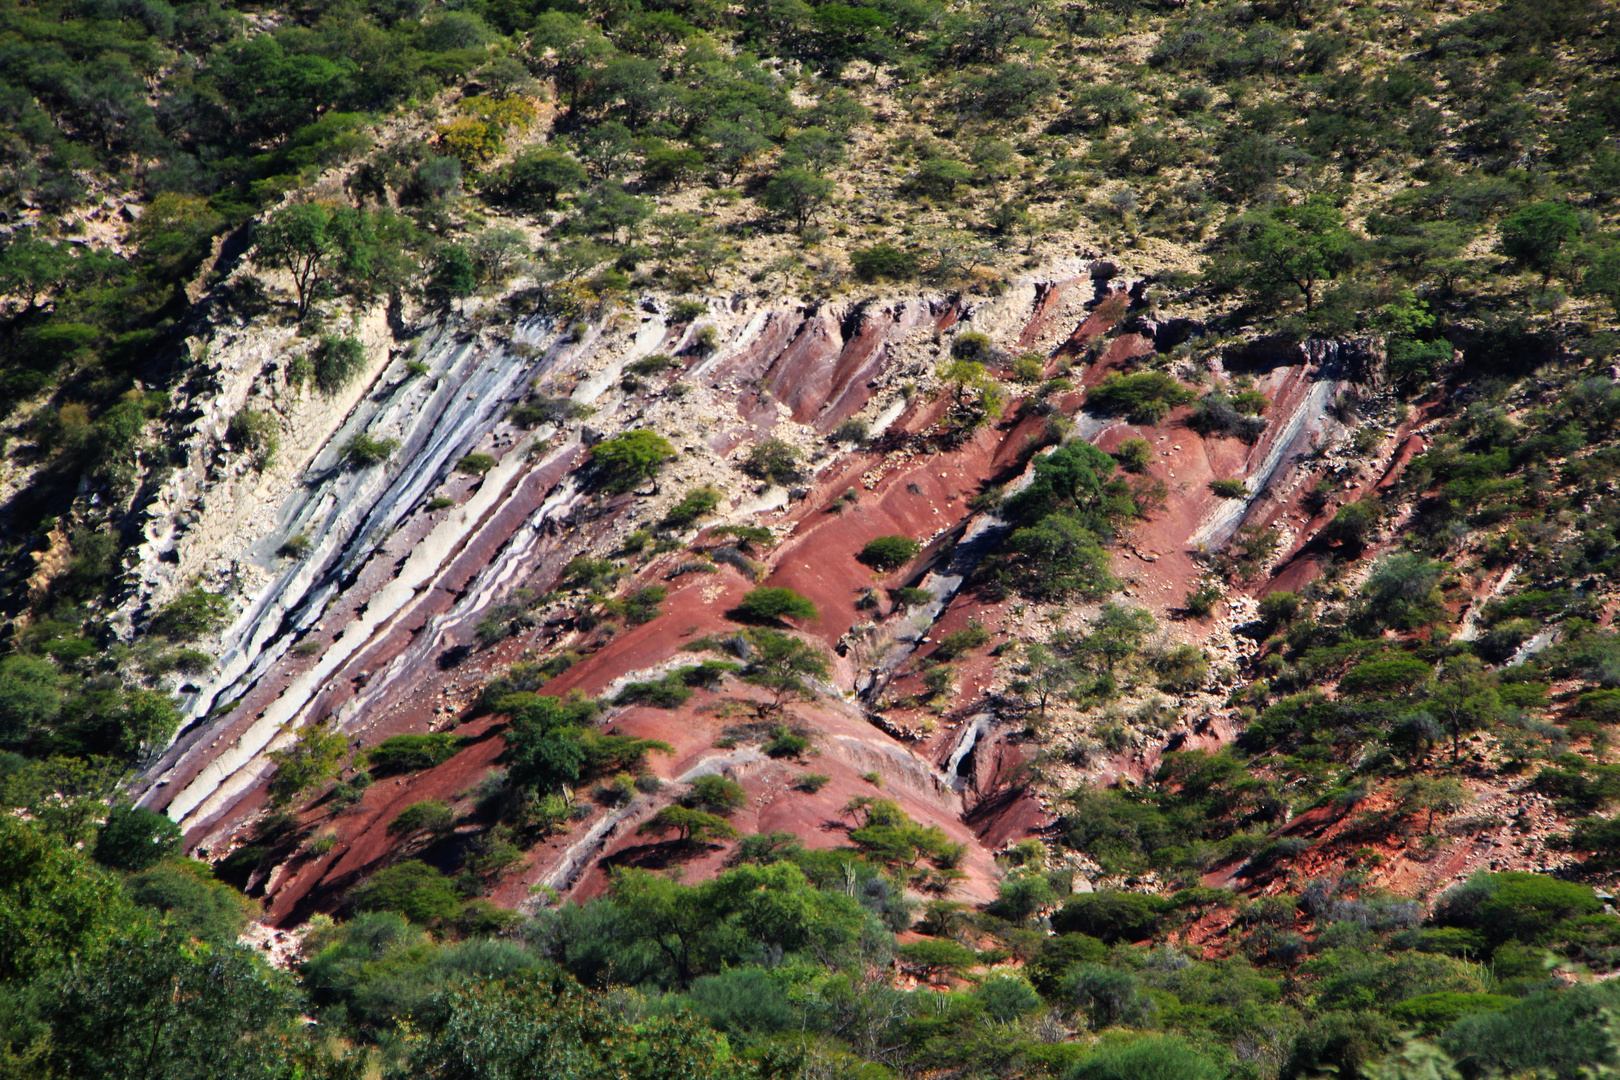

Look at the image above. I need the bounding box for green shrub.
[1389,991,1515,1034]
[1087,372,1196,424]
[663,486,722,528]
[227,408,279,469]
[796,773,830,792]
[850,243,919,282]
[613,672,693,708]
[1436,872,1602,947]
[313,335,367,395]
[388,799,455,837]
[934,621,990,660]
[859,535,921,570]
[1069,1035,1221,1080]
[764,725,810,758]
[93,804,181,871]
[1112,437,1154,473]
[126,859,255,943]
[1051,891,1173,943]
[350,860,463,923]
[342,433,400,469]
[732,587,818,623]
[1184,582,1221,618]
[1209,479,1248,499]
[741,438,801,485]
[456,453,496,475]
[367,733,464,775]
[892,587,932,607]
[151,589,231,640]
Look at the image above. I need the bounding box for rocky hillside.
[6,0,1620,1077]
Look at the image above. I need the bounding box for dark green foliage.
[1500,201,1581,284]
[741,438,802,485]
[859,535,921,570]
[1389,991,1514,1034]
[663,486,722,528]
[151,589,231,640]
[312,335,366,394]
[1003,515,1118,601]
[1069,1036,1222,1080]
[93,804,181,871]
[733,587,818,623]
[1435,872,1601,948]
[43,932,297,1080]
[1209,479,1248,499]
[350,860,464,923]
[1087,372,1196,424]
[1051,891,1173,943]
[588,430,676,493]
[126,859,254,942]
[1441,982,1620,1080]
[367,733,464,775]
[850,243,919,282]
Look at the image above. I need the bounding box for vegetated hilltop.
[3,0,1620,1076]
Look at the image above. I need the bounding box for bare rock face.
[130,262,1383,925]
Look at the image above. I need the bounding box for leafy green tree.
[389,799,456,838]
[1500,201,1581,285]
[1229,194,1354,310]
[430,243,478,309]
[481,148,587,210]
[126,859,255,943]
[94,804,181,872]
[267,722,348,807]
[740,628,828,712]
[0,814,134,981]
[685,774,747,813]
[1398,775,1474,834]
[350,860,463,923]
[1003,515,1118,601]
[588,430,676,493]
[408,968,766,1080]
[760,168,833,231]
[312,335,367,394]
[0,654,63,747]
[741,437,802,485]
[639,805,739,846]
[253,202,336,318]
[1428,656,1502,765]
[2,755,124,843]
[44,932,297,1080]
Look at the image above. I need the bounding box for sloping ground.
[132,263,1384,926]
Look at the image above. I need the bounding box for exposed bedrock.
[130,265,1378,924]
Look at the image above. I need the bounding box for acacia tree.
[638,805,738,846]
[1231,194,1353,310]
[741,628,829,714]
[760,168,833,232]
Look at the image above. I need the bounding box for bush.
[1183,582,1221,618]
[313,336,367,395]
[1003,515,1119,601]
[1188,391,1267,442]
[1112,437,1154,473]
[764,726,811,758]
[741,438,801,485]
[684,774,746,813]
[456,453,496,475]
[1051,891,1172,943]
[934,621,991,660]
[227,408,279,469]
[796,773,830,792]
[973,974,1043,1021]
[733,587,818,623]
[859,535,921,570]
[126,860,254,943]
[1087,373,1195,424]
[1209,479,1248,499]
[388,799,455,837]
[1324,499,1379,547]
[892,587,932,607]
[342,433,400,469]
[830,418,869,444]
[663,486,721,529]
[367,733,463,775]
[850,243,919,282]
[93,804,181,871]
[1435,871,1601,947]
[588,431,676,494]
[350,860,463,923]
[613,673,693,708]
[1389,991,1515,1034]
[151,589,231,640]
[1070,1037,1221,1080]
